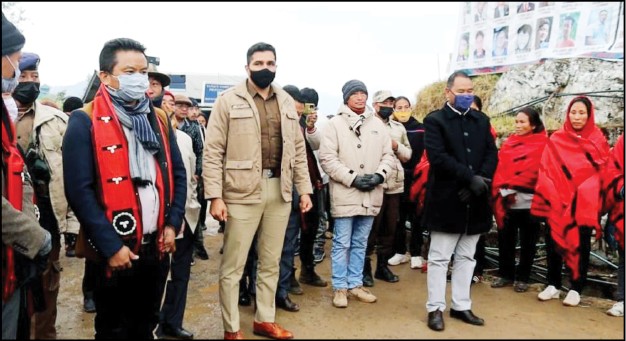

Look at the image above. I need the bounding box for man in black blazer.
[422,71,498,332]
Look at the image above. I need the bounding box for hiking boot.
[333,289,348,308]
[514,281,529,292]
[538,285,561,301]
[348,286,377,303]
[299,267,328,287]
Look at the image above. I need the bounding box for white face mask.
[3,95,18,122]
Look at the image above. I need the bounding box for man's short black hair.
[63,96,84,113]
[246,42,276,65]
[447,71,471,88]
[99,38,147,73]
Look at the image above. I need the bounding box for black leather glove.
[458,188,472,203]
[368,173,384,186]
[352,175,375,191]
[469,175,489,196]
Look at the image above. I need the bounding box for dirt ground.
[56,223,624,340]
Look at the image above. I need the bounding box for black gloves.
[458,188,472,203]
[352,175,374,191]
[370,173,384,186]
[469,175,490,196]
[351,173,384,191]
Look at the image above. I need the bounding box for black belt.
[141,232,158,245]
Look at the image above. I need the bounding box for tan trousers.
[219,178,290,333]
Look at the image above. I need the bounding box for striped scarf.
[106,88,160,183]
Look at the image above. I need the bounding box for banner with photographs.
[452,2,624,75]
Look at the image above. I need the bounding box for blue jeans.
[331,216,375,290]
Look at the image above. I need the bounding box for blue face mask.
[113,73,149,102]
[453,93,474,112]
[2,56,21,93]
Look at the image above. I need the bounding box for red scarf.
[409,152,429,217]
[492,131,548,229]
[2,107,22,302]
[531,97,610,280]
[91,85,173,257]
[601,133,624,250]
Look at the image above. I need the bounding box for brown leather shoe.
[253,321,294,339]
[224,330,244,340]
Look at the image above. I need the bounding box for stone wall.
[487,58,624,131]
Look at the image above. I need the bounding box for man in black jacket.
[423,71,497,332]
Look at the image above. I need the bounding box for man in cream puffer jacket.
[319,80,394,309]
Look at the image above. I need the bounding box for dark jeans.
[299,189,320,268]
[395,195,424,257]
[277,194,301,299]
[83,259,98,298]
[497,209,540,282]
[367,193,400,259]
[161,226,194,329]
[546,225,592,293]
[93,240,167,339]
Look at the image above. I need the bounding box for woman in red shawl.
[531,96,610,307]
[490,107,547,293]
[601,133,624,316]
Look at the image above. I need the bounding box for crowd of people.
[2,11,624,340]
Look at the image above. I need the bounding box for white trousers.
[426,231,479,312]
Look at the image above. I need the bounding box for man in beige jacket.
[203,42,312,340]
[319,80,395,309]
[365,90,412,285]
[12,52,79,339]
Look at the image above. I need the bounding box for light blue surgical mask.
[2,56,21,93]
[113,72,149,102]
[453,93,474,112]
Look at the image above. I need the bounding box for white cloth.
[426,231,480,312]
[499,188,533,209]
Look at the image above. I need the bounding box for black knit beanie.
[342,80,367,104]
[2,12,25,56]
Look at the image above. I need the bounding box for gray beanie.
[2,12,25,57]
[342,79,367,104]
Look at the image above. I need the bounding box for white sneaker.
[606,301,624,317]
[388,253,410,266]
[410,256,425,269]
[562,290,581,307]
[538,285,561,301]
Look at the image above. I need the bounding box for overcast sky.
[14,1,459,118]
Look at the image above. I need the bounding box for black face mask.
[249,68,275,89]
[378,106,394,119]
[13,82,40,105]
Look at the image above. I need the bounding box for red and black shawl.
[409,152,429,217]
[601,133,624,250]
[492,131,548,229]
[531,96,610,280]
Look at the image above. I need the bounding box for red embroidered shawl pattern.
[531,97,610,280]
[602,133,624,250]
[492,132,548,229]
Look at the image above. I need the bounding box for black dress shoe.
[428,309,444,331]
[450,309,484,326]
[162,325,194,339]
[276,295,300,312]
[83,297,96,313]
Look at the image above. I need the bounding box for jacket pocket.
[230,107,256,134]
[224,160,255,194]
